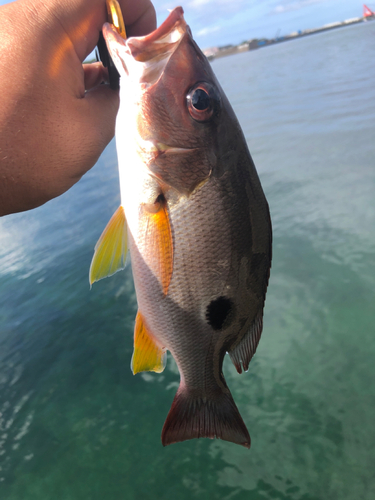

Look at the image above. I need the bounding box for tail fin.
[161,385,250,448]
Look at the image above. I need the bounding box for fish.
[90,6,272,448]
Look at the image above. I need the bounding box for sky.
[0,0,371,48]
[155,0,369,47]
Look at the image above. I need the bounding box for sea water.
[0,20,374,500]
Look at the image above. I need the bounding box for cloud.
[185,0,256,12]
[271,0,328,14]
[155,0,254,42]
[196,25,221,37]
[188,0,212,7]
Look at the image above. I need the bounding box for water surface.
[1,21,375,500]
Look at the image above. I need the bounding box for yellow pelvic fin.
[89,205,127,286]
[144,199,173,295]
[131,311,166,375]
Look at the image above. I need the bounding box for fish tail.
[161,385,250,448]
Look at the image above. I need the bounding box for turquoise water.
[1,21,375,499]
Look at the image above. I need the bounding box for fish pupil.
[191,89,210,111]
[206,297,233,330]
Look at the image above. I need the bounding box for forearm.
[0,2,41,214]
[0,0,155,216]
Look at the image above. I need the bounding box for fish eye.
[191,89,210,111]
[186,82,220,122]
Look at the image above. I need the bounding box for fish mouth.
[136,139,197,164]
[103,7,188,86]
[140,140,195,154]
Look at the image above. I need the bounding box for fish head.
[103,7,242,195]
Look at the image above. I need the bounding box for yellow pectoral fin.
[89,205,127,286]
[144,200,173,295]
[131,311,166,375]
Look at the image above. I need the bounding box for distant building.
[203,47,219,60]
[248,39,259,50]
[201,5,375,62]
[344,17,361,24]
[322,21,342,29]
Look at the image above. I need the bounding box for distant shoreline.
[85,14,375,66]
[204,15,375,61]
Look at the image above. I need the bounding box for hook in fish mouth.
[103,7,189,87]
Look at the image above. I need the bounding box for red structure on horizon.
[363,4,375,17]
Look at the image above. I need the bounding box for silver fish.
[90,6,272,448]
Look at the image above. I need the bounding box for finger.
[119,0,156,37]
[83,62,109,90]
[46,0,156,61]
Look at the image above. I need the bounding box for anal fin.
[229,311,263,374]
[131,311,166,374]
[89,205,127,286]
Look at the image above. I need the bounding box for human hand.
[0,0,156,216]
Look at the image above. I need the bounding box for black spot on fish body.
[206,297,233,330]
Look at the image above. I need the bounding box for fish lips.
[102,7,189,87]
